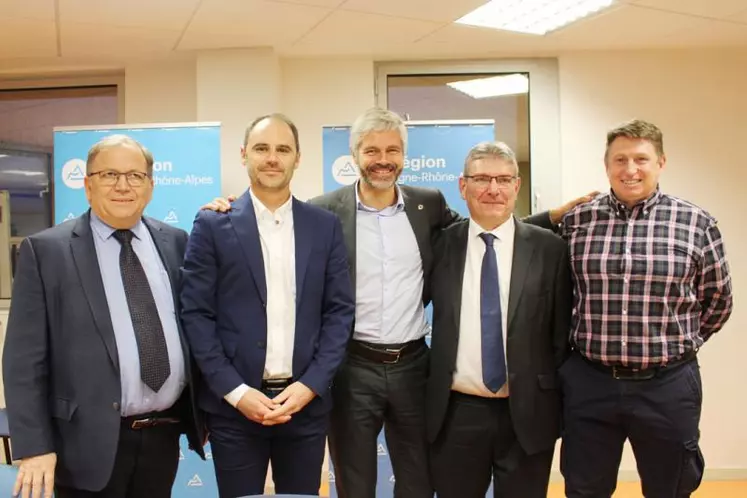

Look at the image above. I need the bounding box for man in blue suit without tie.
[180,113,355,498]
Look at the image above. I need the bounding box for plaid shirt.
[560,188,733,369]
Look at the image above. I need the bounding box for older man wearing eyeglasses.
[3,135,206,498]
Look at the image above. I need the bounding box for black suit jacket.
[309,184,459,307]
[426,218,572,455]
[2,211,205,492]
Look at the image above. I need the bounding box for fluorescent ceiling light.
[455,0,615,35]
[447,74,528,99]
[0,170,45,176]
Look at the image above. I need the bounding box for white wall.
[196,49,283,196]
[558,48,747,476]
[125,58,197,124]
[281,57,374,200]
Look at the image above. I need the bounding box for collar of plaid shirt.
[607,185,662,218]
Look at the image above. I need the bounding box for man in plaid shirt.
[553,119,733,498]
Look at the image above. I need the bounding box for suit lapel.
[449,222,469,333]
[293,199,312,311]
[401,186,430,264]
[507,221,534,332]
[143,218,180,306]
[71,212,119,372]
[229,191,267,305]
[336,186,358,295]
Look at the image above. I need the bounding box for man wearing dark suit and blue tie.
[180,113,355,498]
[3,135,206,498]
[426,141,572,498]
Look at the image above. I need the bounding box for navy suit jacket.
[2,212,205,492]
[179,190,355,418]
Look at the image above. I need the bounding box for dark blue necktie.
[114,229,171,393]
[479,232,506,393]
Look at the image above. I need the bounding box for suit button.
[257,341,266,349]
[113,402,120,411]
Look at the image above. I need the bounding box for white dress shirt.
[452,216,515,398]
[225,191,296,407]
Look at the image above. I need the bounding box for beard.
[360,162,401,190]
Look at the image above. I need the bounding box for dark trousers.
[207,399,328,498]
[559,352,705,498]
[328,343,431,498]
[55,422,180,498]
[430,392,553,498]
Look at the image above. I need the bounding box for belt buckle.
[612,366,625,380]
[131,418,153,430]
[382,348,402,364]
[263,379,290,392]
[612,365,654,381]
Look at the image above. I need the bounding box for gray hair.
[349,107,408,155]
[463,141,519,176]
[86,134,154,176]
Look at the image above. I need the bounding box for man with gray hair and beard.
[310,107,458,498]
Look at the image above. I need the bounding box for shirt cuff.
[224,383,250,408]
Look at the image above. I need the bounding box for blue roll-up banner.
[323,120,496,497]
[53,122,222,497]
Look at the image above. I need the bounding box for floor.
[547,480,747,497]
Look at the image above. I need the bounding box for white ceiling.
[0,0,746,70]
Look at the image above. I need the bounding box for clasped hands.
[236,381,316,426]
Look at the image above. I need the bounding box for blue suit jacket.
[179,190,355,418]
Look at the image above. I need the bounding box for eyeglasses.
[464,175,517,189]
[89,170,150,187]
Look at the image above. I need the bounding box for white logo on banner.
[64,212,76,221]
[164,210,179,224]
[61,159,86,189]
[377,443,388,456]
[179,450,185,460]
[205,451,213,460]
[389,474,396,483]
[187,474,203,487]
[332,155,359,185]
[328,471,335,483]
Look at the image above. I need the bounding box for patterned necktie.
[113,229,170,392]
[479,232,507,393]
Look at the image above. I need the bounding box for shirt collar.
[90,211,146,242]
[608,185,662,215]
[469,215,515,243]
[249,188,293,221]
[355,179,405,214]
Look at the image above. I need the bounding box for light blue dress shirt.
[90,213,186,416]
[354,182,428,344]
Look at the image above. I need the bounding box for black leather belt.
[348,337,426,364]
[579,350,697,380]
[261,378,292,393]
[122,408,181,430]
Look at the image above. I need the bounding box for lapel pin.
[418,204,424,210]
